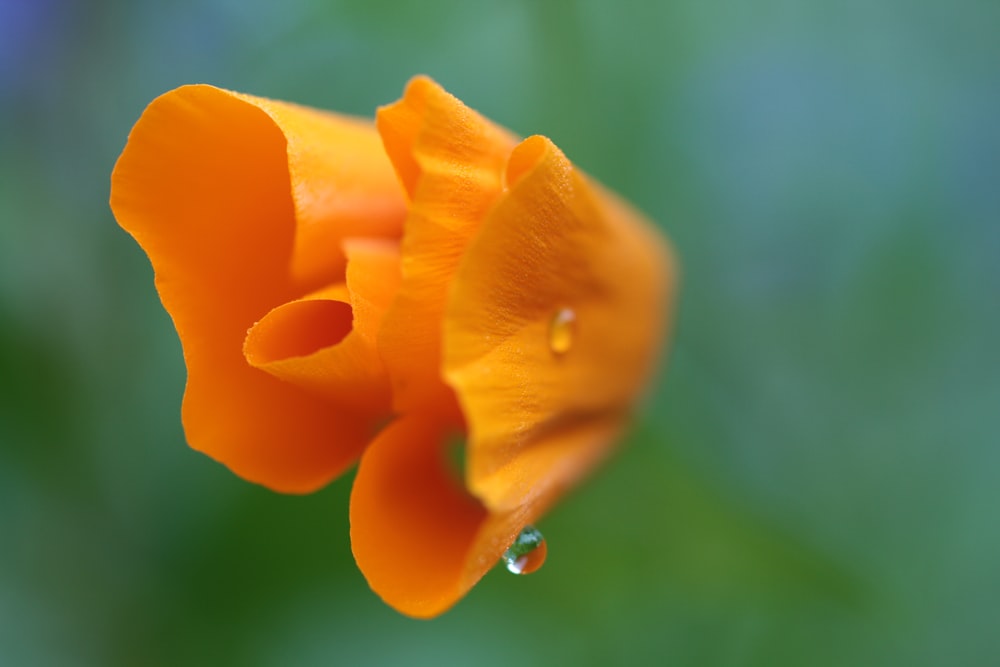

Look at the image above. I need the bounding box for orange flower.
[111,76,676,618]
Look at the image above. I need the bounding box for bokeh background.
[2,0,998,664]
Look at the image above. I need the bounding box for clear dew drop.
[548,307,577,355]
[502,525,548,575]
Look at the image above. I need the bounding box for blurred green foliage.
[1,0,998,664]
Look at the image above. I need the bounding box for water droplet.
[502,525,547,575]
[548,307,576,355]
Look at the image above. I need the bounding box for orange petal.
[110,85,403,492]
[237,92,406,290]
[444,135,678,510]
[350,415,552,618]
[375,76,519,417]
[244,240,401,414]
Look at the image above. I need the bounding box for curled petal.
[444,135,678,511]
[244,241,401,414]
[350,416,552,618]
[375,76,519,417]
[110,85,403,492]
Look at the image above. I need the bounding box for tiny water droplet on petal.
[548,307,576,355]
[502,525,547,575]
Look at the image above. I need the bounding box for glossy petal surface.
[445,136,677,510]
[351,416,551,618]
[376,76,519,417]
[111,85,404,492]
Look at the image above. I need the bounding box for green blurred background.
[2,0,998,664]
